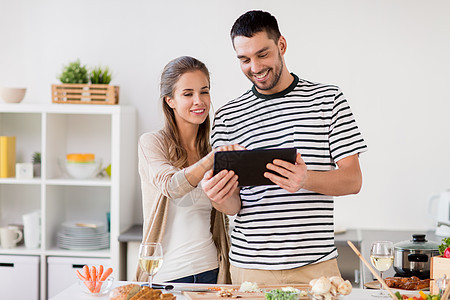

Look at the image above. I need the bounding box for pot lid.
[394,234,440,250]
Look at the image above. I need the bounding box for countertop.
[51,281,422,300]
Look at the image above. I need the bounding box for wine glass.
[138,242,163,288]
[370,241,394,297]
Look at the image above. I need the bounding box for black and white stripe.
[212,74,367,270]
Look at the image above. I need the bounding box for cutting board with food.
[183,284,310,300]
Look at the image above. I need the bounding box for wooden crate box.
[430,255,450,294]
[51,84,119,105]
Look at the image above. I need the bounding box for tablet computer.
[213,148,297,187]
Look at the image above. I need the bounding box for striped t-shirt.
[211,73,367,270]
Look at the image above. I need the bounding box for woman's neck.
[179,124,199,154]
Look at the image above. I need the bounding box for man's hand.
[264,153,307,193]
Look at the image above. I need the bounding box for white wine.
[139,256,163,275]
[370,255,393,272]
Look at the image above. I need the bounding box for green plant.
[58,59,89,84]
[32,152,41,164]
[90,66,112,84]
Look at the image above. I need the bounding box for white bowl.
[61,159,102,179]
[0,87,27,103]
[78,277,114,296]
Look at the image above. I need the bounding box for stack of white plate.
[57,221,110,250]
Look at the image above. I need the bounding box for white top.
[153,185,218,282]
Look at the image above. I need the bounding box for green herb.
[265,289,299,300]
[90,66,112,84]
[58,59,89,84]
[394,291,401,299]
[438,237,450,255]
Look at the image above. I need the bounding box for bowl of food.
[264,287,305,300]
[76,265,114,296]
[0,87,27,103]
[78,276,114,296]
[60,154,102,179]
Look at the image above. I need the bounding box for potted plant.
[90,66,112,84]
[58,59,89,84]
[32,152,41,177]
[51,59,119,105]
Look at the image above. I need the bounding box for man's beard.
[250,53,283,92]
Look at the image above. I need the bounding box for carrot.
[83,265,91,281]
[76,270,86,281]
[91,266,98,292]
[81,265,94,292]
[91,266,97,282]
[99,267,113,281]
[97,265,104,281]
[94,267,113,293]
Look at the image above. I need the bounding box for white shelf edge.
[45,178,111,186]
[0,246,43,256]
[0,103,132,114]
[0,178,42,185]
[45,247,111,258]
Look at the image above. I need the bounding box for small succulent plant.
[32,152,41,164]
[58,59,89,84]
[90,66,112,84]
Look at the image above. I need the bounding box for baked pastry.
[109,284,141,300]
[110,284,175,300]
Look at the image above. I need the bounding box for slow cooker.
[393,234,440,279]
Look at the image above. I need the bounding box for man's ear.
[278,35,287,55]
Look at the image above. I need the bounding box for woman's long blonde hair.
[160,56,212,168]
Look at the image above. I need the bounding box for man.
[202,10,367,284]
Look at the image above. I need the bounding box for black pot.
[393,234,440,279]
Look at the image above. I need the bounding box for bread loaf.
[109,284,175,300]
[109,284,141,300]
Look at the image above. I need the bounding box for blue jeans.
[170,268,219,284]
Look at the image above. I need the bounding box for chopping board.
[183,284,309,300]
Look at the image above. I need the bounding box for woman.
[135,56,231,284]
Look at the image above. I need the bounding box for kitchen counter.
[51,281,418,300]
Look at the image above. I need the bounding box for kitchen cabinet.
[0,255,40,299]
[0,103,136,299]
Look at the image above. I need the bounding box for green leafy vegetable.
[438,237,450,255]
[265,289,299,300]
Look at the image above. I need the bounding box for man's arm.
[201,169,241,215]
[264,153,362,196]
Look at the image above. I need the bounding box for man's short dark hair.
[230,10,281,46]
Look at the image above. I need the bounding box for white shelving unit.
[0,103,137,299]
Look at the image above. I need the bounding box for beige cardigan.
[134,131,231,284]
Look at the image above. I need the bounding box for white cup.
[0,226,23,248]
[22,210,41,249]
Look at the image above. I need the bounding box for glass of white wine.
[138,242,163,288]
[370,241,394,297]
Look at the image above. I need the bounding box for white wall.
[1,0,449,231]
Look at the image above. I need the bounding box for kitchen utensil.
[347,241,397,300]
[22,210,41,249]
[0,226,23,248]
[428,190,450,236]
[0,87,26,103]
[149,283,214,293]
[393,234,440,278]
[59,157,102,179]
[78,276,114,296]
